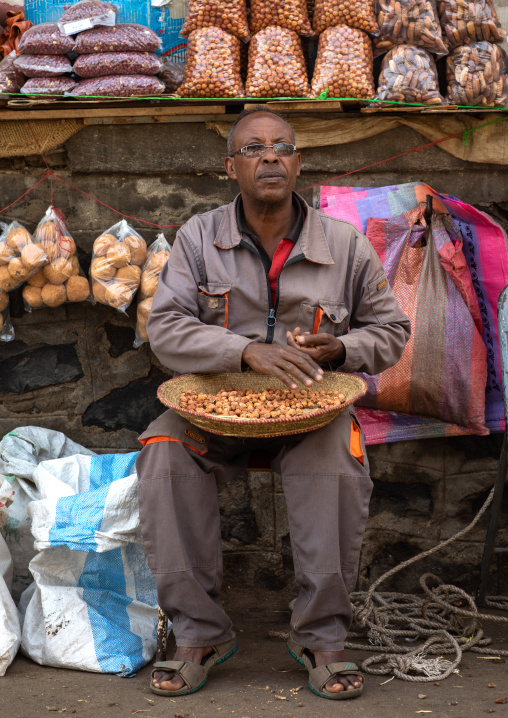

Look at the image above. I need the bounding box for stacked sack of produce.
[0,51,25,94]
[16,22,76,95]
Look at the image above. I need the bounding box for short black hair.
[226,106,296,156]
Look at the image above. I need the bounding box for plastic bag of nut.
[0,294,14,342]
[178,27,244,98]
[374,0,448,56]
[21,76,77,94]
[69,74,165,96]
[73,52,162,78]
[90,219,146,313]
[180,0,251,42]
[134,232,171,348]
[22,206,92,311]
[249,0,314,36]
[245,26,310,97]
[438,0,507,50]
[311,25,375,99]
[17,23,75,55]
[375,44,446,104]
[0,52,25,93]
[312,0,378,36]
[14,54,73,77]
[446,41,508,106]
[158,59,185,93]
[0,221,48,294]
[73,23,162,53]
[58,0,118,36]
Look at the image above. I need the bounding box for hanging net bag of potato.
[134,232,171,348]
[0,221,48,294]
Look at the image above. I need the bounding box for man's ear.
[224,156,237,180]
[296,152,302,177]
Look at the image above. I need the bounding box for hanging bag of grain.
[58,0,118,36]
[0,221,48,294]
[180,0,251,42]
[246,26,310,97]
[445,40,508,105]
[249,0,314,36]
[134,233,171,348]
[375,44,446,104]
[312,0,378,36]
[90,219,146,314]
[311,25,375,99]
[374,0,448,56]
[438,0,506,50]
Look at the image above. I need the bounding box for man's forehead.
[233,113,294,143]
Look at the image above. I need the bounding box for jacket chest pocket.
[198,283,231,328]
[297,301,349,336]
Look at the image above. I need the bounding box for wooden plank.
[250,99,345,112]
[83,114,231,126]
[0,104,226,121]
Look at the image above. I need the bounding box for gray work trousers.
[136,407,372,652]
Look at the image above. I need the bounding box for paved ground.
[3,585,508,718]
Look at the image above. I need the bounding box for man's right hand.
[242,342,324,389]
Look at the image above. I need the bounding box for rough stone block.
[0,341,83,394]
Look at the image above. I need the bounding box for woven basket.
[157,372,367,438]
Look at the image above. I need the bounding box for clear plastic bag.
[438,0,507,49]
[89,219,146,314]
[134,232,171,348]
[245,26,310,97]
[73,23,162,53]
[249,0,314,36]
[22,206,92,311]
[445,41,508,106]
[374,0,448,56]
[178,27,244,98]
[17,23,76,55]
[312,0,378,35]
[58,0,118,36]
[310,25,374,98]
[73,51,162,78]
[0,221,48,293]
[180,0,251,42]
[158,59,185,93]
[375,44,446,104]
[69,74,164,97]
[20,76,77,94]
[14,54,73,78]
[0,52,25,93]
[0,300,14,342]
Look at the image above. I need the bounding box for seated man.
[136,106,410,701]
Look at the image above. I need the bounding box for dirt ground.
[3,585,508,718]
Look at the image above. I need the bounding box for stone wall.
[1,116,507,596]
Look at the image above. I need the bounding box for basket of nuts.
[157,372,368,437]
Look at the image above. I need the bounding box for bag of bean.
[17,23,75,55]
[374,0,448,56]
[0,51,25,93]
[446,41,508,106]
[134,232,171,348]
[73,52,162,78]
[14,54,73,77]
[438,0,506,49]
[180,0,251,42]
[0,221,48,294]
[246,26,310,97]
[90,219,146,314]
[21,77,77,94]
[58,0,118,36]
[23,206,92,311]
[158,59,185,93]
[249,0,314,36]
[375,44,446,104]
[311,25,374,99]
[69,74,164,97]
[178,27,244,98]
[312,0,378,35]
[73,23,161,53]
[0,296,14,342]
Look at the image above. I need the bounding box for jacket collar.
[213,193,334,265]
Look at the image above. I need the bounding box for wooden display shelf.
[0,104,226,121]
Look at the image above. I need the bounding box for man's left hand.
[287,327,346,365]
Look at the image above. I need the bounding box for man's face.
[224,113,302,205]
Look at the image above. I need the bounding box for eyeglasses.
[231,143,297,158]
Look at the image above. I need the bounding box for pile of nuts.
[376,45,444,104]
[181,0,251,42]
[311,25,375,98]
[374,0,448,56]
[178,27,244,97]
[313,0,378,35]
[249,0,314,36]
[246,26,310,97]
[438,0,506,49]
[180,387,347,419]
[446,41,508,105]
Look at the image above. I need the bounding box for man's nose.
[262,148,279,162]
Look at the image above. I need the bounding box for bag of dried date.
[21,77,77,94]
[438,0,507,50]
[134,233,171,348]
[69,75,164,96]
[180,0,251,42]
[158,59,185,93]
[313,0,378,36]
[73,52,162,78]
[0,221,48,294]
[178,27,244,98]
[446,41,508,106]
[90,219,146,314]
[311,25,375,99]
[14,54,73,77]
[17,23,75,55]
[58,0,118,36]
[246,26,310,97]
[22,206,92,311]
[249,0,314,36]
[0,52,25,93]
[375,44,446,104]
[374,0,448,56]
[73,23,162,53]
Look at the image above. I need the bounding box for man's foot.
[311,650,363,694]
[152,646,212,692]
